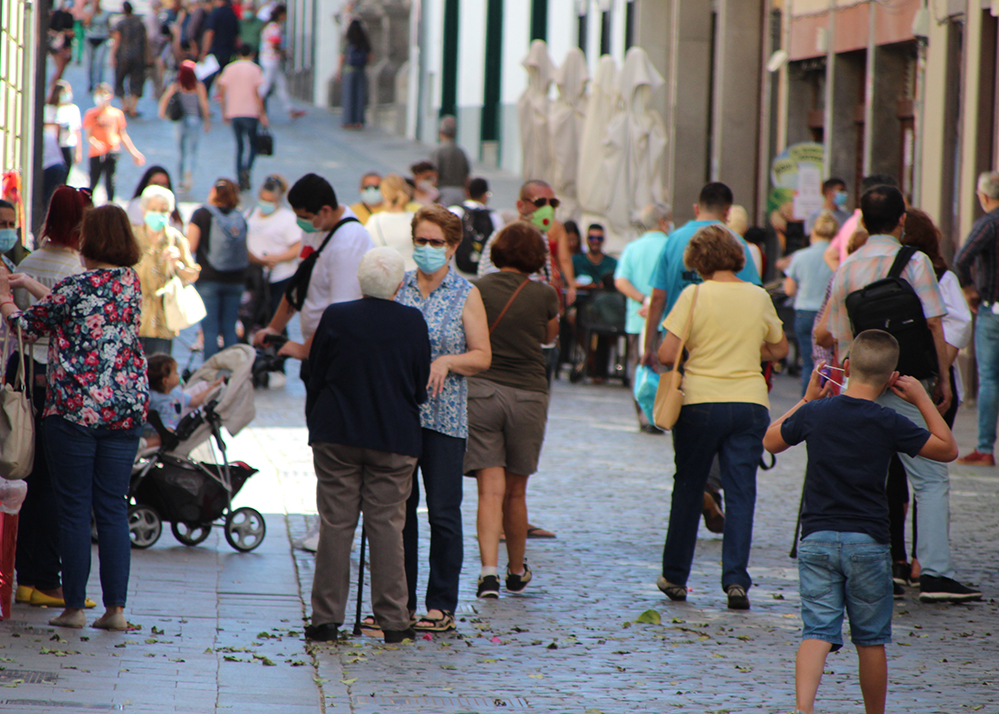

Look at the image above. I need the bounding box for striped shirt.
[13,246,84,364]
[954,207,999,304]
[826,235,946,358]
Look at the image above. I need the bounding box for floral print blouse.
[396,269,472,439]
[8,267,149,430]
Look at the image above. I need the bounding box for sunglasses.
[413,237,447,248]
[77,187,93,198]
[587,234,604,242]
[530,197,560,209]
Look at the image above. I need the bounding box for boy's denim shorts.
[797,530,893,648]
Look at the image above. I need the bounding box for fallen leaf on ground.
[635,610,661,625]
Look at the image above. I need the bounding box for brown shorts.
[463,378,549,476]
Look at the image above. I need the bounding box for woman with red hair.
[157,60,210,194]
[9,185,94,610]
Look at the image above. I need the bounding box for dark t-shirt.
[190,206,246,283]
[205,4,240,62]
[306,298,430,457]
[572,252,618,286]
[473,271,560,393]
[781,395,930,544]
[114,16,147,62]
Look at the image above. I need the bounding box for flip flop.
[360,615,382,631]
[526,526,556,539]
[413,610,455,632]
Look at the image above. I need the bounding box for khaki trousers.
[311,442,417,631]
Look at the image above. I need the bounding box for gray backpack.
[204,205,249,272]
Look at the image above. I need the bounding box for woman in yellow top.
[657,225,787,611]
[133,185,200,355]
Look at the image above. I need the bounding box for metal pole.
[30,0,50,241]
[352,525,366,636]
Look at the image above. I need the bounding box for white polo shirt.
[299,206,375,340]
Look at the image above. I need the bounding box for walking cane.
[352,525,367,636]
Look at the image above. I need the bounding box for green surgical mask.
[144,211,169,232]
[531,204,554,232]
[296,216,319,233]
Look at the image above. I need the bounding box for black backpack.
[844,246,938,379]
[455,207,495,275]
[284,217,359,311]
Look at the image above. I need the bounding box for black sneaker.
[304,622,341,642]
[656,575,687,601]
[918,575,982,603]
[725,584,750,610]
[505,563,533,593]
[892,562,911,585]
[477,574,500,599]
[893,581,905,599]
[383,627,416,644]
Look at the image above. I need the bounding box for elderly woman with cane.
[303,247,431,644]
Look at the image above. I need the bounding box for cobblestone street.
[1,64,997,713]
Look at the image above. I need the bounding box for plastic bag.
[0,479,27,514]
[633,365,659,426]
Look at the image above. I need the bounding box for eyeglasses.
[530,197,560,209]
[413,237,447,248]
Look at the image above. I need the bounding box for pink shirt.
[218,60,263,119]
[828,209,862,264]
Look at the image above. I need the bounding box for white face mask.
[360,186,382,205]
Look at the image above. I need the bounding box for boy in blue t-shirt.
[764,330,957,714]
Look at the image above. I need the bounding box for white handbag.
[158,275,206,332]
[0,324,35,480]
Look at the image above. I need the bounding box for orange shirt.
[83,106,127,158]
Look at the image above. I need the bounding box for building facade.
[0,0,37,230]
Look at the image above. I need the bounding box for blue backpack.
[204,205,249,272]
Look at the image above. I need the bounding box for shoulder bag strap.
[489,276,530,336]
[888,246,917,280]
[669,285,700,375]
[313,216,360,257]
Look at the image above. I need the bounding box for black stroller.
[128,345,266,552]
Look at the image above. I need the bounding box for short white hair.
[140,185,176,213]
[978,171,999,200]
[358,247,405,300]
[637,202,672,231]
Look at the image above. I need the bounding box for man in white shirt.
[253,173,374,379]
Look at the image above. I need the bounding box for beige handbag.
[0,325,35,479]
[158,275,206,332]
[653,285,699,431]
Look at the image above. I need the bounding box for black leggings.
[886,366,959,562]
[89,151,119,201]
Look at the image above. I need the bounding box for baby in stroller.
[145,354,224,446]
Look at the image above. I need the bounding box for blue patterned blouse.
[396,269,472,438]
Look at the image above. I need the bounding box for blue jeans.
[341,67,367,125]
[86,39,108,91]
[797,531,893,648]
[403,429,466,614]
[794,309,818,395]
[175,114,202,179]
[196,281,242,360]
[877,387,954,579]
[43,415,142,609]
[231,116,259,179]
[974,307,999,454]
[662,402,769,591]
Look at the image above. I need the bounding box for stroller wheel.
[171,521,214,546]
[224,507,266,552]
[128,505,162,549]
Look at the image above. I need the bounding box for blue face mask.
[833,190,848,208]
[0,229,17,253]
[258,200,277,216]
[412,244,449,274]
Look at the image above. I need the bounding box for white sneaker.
[294,521,320,552]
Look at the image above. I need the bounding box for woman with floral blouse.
[394,204,491,632]
[0,204,148,632]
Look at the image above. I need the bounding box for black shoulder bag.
[284,216,359,311]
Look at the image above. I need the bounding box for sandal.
[656,575,687,602]
[526,526,556,539]
[413,610,455,632]
[360,615,382,631]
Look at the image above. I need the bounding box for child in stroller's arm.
[145,354,225,442]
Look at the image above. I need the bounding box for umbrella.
[604,47,666,235]
[576,55,620,216]
[517,40,557,183]
[550,48,589,222]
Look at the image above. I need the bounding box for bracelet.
[0,298,15,308]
